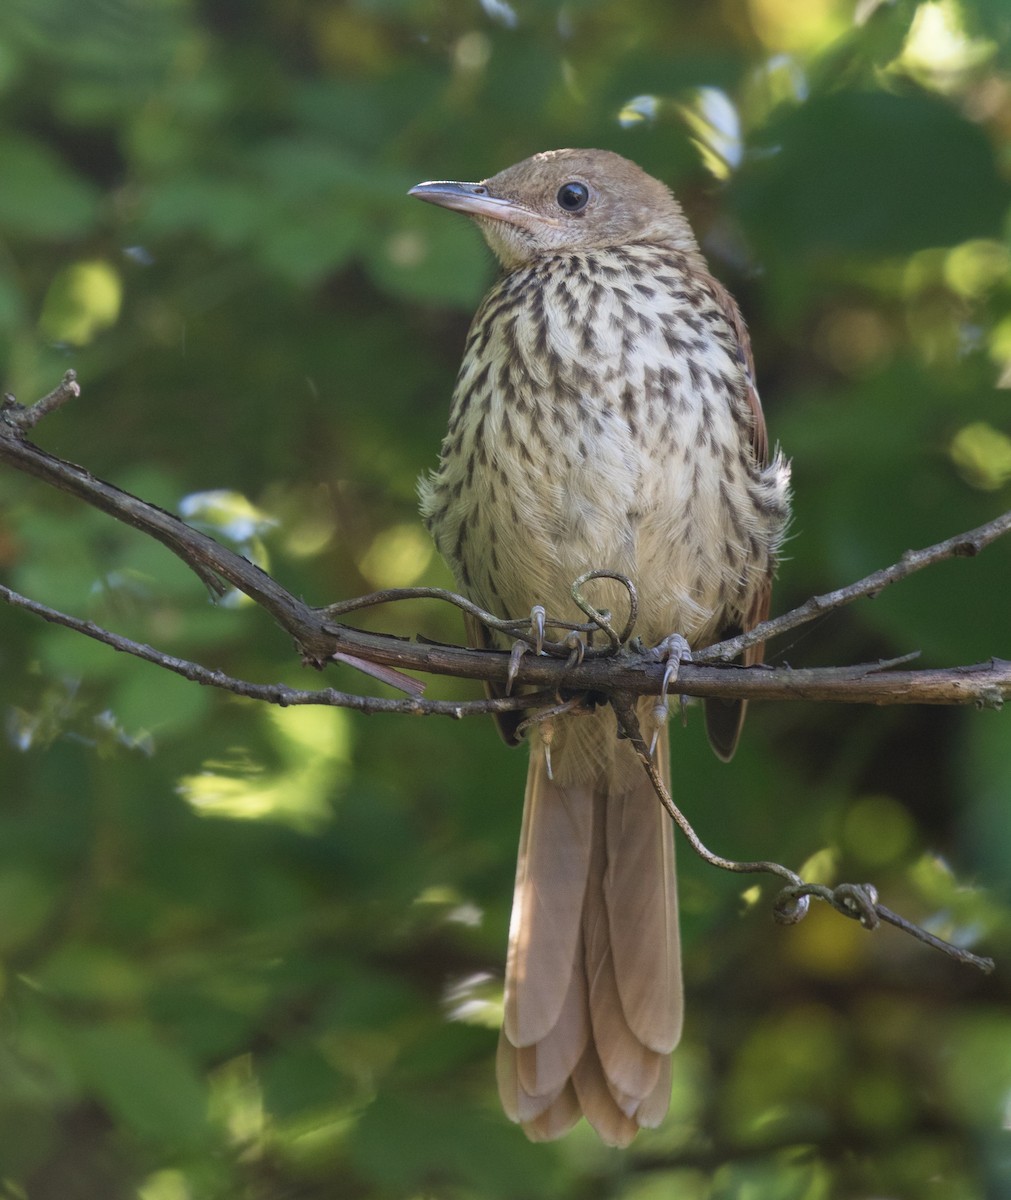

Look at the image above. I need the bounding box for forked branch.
[2,372,1005,976]
[2,377,1009,710]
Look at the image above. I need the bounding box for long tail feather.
[496,715,682,1142]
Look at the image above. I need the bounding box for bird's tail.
[496,714,682,1145]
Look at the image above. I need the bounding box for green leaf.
[141,176,268,246]
[351,1093,555,1197]
[72,1024,210,1149]
[0,269,26,331]
[0,134,100,238]
[0,868,60,954]
[256,207,367,285]
[365,213,493,307]
[733,91,1010,257]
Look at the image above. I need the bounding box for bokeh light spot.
[39,259,121,345]
[950,421,1011,491]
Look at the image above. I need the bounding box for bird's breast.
[420,245,780,643]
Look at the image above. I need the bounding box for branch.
[2,374,1003,975]
[2,368,81,429]
[695,507,1011,664]
[0,581,553,719]
[2,374,1010,712]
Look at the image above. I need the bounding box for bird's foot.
[649,632,692,693]
[506,605,547,694]
[644,633,693,754]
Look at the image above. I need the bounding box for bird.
[410,149,791,1145]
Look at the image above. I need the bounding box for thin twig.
[1,369,80,430]
[0,582,550,719]
[611,696,995,974]
[696,509,1011,663]
[324,574,640,659]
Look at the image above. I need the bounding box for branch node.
[772,890,811,925]
[3,370,81,431]
[831,881,881,928]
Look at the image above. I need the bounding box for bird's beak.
[409,180,519,221]
[409,180,556,229]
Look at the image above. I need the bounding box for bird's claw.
[529,605,546,655]
[506,605,549,694]
[648,711,665,757]
[506,640,528,695]
[648,633,693,693]
[563,631,585,669]
[542,719,554,780]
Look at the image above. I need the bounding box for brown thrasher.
[411,149,790,1145]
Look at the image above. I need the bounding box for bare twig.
[323,571,639,658]
[696,509,1011,664]
[0,582,550,719]
[612,696,995,974]
[1,369,80,430]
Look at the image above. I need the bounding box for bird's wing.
[705,274,769,469]
[463,611,525,746]
[701,275,775,759]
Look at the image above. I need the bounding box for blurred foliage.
[1,0,1010,1196]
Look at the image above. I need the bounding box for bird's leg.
[505,604,547,694]
[644,633,693,755]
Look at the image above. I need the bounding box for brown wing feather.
[701,276,775,761]
[463,611,525,746]
[704,275,769,468]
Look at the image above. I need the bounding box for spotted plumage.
[412,149,790,1146]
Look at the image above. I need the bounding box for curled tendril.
[611,696,995,976]
[569,570,639,650]
[774,882,879,928]
[323,572,642,661]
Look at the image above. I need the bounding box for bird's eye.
[556,182,589,212]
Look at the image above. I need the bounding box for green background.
[1,1,1010,1197]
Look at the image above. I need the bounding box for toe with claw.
[529,604,546,655]
[506,639,529,694]
[645,633,693,754]
[563,630,585,669]
[650,632,692,695]
[505,604,548,694]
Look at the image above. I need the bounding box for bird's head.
[409,148,701,270]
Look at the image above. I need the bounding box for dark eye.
[556,181,589,212]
